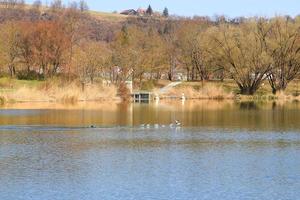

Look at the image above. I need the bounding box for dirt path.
[159,82,182,94]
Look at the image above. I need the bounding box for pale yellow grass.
[164,84,234,100]
[0,101,120,111]
[1,82,117,103]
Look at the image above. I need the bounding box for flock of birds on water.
[90,120,181,129]
[140,120,181,129]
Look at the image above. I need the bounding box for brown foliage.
[118,82,130,101]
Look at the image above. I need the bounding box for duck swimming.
[169,120,181,128]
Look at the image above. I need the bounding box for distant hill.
[89,10,128,22]
[0,2,128,22]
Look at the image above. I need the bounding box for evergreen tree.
[163,7,169,17]
[146,5,153,16]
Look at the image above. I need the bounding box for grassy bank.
[1,78,300,105]
[151,79,300,102]
[0,78,118,104]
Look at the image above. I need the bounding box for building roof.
[120,9,137,15]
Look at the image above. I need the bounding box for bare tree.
[209,20,272,95]
[264,17,300,94]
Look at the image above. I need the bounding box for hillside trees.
[1,0,300,96]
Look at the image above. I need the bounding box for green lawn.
[0,77,44,91]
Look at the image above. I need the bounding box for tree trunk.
[270,82,288,95]
[8,65,15,77]
[239,86,256,95]
[186,67,190,81]
[81,82,85,92]
[168,71,173,81]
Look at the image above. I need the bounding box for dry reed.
[0,81,117,103]
[164,84,234,100]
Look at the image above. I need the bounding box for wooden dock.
[132,91,152,103]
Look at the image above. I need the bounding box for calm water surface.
[0,101,300,200]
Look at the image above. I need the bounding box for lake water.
[0,101,300,200]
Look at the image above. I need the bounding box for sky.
[28,0,300,18]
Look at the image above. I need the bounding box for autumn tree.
[31,21,70,77]
[73,41,110,87]
[177,21,214,81]
[17,21,35,73]
[61,8,88,79]
[111,25,141,84]
[0,22,21,77]
[112,24,168,87]
[161,20,179,81]
[141,28,168,82]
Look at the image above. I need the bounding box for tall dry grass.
[0,101,121,111]
[164,84,234,100]
[0,80,117,103]
[0,95,5,105]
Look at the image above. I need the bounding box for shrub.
[141,80,155,91]
[118,82,130,101]
[0,96,5,105]
[17,70,44,80]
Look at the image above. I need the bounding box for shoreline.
[1,78,300,105]
[1,96,300,108]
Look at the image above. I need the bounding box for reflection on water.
[0,101,300,200]
[0,127,300,200]
[0,101,300,131]
[239,101,258,110]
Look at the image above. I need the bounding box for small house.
[120,9,137,15]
